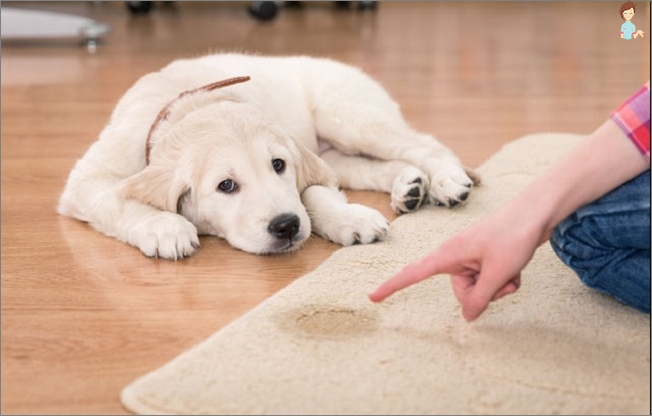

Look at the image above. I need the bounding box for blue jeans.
[550,170,650,313]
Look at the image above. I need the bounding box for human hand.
[368,209,543,321]
[371,115,651,321]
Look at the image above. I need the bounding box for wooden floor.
[2,1,649,414]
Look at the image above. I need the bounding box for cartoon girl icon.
[620,1,645,40]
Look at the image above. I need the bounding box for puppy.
[57,53,479,259]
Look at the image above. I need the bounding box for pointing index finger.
[368,253,440,302]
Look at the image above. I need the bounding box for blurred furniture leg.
[0,7,110,51]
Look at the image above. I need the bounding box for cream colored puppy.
[58,53,479,259]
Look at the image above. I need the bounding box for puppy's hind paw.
[428,163,477,208]
[391,166,429,215]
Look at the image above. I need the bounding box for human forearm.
[505,119,649,245]
[370,82,650,320]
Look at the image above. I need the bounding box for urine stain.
[274,305,379,339]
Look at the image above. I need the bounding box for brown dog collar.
[145,76,251,165]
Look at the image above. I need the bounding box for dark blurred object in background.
[125,1,377,21]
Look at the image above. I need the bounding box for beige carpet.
[121,133,651,415]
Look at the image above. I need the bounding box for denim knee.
[550,171,651,313]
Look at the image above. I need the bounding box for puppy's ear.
[118,165,190,213]
[290,140,338,192]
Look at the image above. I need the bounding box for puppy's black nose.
[268,213,300,240]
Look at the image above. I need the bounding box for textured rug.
[121,133,650,415]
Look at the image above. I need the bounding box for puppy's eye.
[217,179,238,193]
[272,158,285,174]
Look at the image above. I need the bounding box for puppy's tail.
[464,166,482,186]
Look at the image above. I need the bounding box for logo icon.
[620,1,645,40]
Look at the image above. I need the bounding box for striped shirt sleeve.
[610,81,651,162]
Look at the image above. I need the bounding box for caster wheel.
[126,1,153,14]
[249,1,278,21]
[357,1,377,11]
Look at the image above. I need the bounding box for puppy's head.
[119,100,335,254]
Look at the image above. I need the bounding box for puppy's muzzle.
[268,213,300,240]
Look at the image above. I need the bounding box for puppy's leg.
[321,149,428,214]
[317,112,478,207]
[310,72,479,207]
[301,185,389,246]
[58,167,199,260]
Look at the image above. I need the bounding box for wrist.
[492,194,551,247]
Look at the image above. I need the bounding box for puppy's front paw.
[129,212,200,260]
[391,166,429,215]
[428,163,476,208]
[322,204,389,246]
